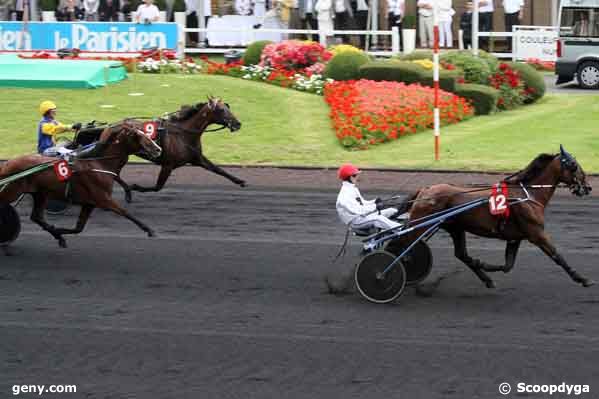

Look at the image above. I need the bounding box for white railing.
[180,26,401,57]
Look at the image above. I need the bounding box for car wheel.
[577,61,599,89]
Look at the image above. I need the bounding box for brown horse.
[0,125,161,249]
[408,146,593,289]
[120,97,244,198]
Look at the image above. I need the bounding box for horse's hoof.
[147,230,156,238]
[58,238,67,248]
[125,193,133,203]
[485,280,496,289]
[581,279,595,288]
[239,181,247,188]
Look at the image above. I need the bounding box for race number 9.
[53,160,72,182]
[142,122,158,140]
[489,193,507,215]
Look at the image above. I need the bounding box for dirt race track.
[1,166,599,399]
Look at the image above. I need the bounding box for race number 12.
[489,183,509,216]
[54,160,72,182]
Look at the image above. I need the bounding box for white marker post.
[472,0,479,56]
[433,1,440,161]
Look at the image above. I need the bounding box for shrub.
[359,60,426,84]
[440,51,492,85]
[260,40,332,71]
[324,51,371,81]
[506,61,546,103]
[489,63,525,110]
[454,84,499,115]
[172,0,186,12]
[40,0,57,11]
[359,61,458,92]
[397,50,433,61]
[402,15,417,29]
[418,69,460,92]
[328,44,363,57]
[477,49,500,71]
[243,40,273,66]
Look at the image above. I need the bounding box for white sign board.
[513,26,559,62]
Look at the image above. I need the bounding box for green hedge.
[396,50,434,61]
[359,61,458,92]
[440,51,493,85]
[454,83,499,115]
[324,52,371,81]
[359,60,422,83]
[419,69,460,92]
[506,61,546,103]
[243,40,273,66]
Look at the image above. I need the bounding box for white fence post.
[391,26,400,55]
[319,28,327,46]
[174,12,186,57]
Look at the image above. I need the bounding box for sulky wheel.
[385,239,433,286]
[0,204,21,245]
[355,250,406,304]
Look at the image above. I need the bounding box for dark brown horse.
[408,146,593,289]
[118,97,244,199]
[0,125,161,248]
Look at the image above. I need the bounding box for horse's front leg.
[130,166,173,193]
[114,175,133,203]
[192,154,246,187]
[446,227,496,288]
[529,229,594,287]
[50,204,95,236]
[96,197,155,237]
[479,240,521,273]
[29,192,67,248]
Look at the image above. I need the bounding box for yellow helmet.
[39,100,57,116]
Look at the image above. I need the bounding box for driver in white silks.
[336,163,402,232]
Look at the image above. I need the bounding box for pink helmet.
[337,163,361,180]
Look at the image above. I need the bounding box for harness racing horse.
[0,125,162,249]
[122,97,244,199]
[408,146,593,289]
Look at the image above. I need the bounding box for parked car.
[556,0,599,88]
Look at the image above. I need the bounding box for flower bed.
[260,40,332,71]
[137,57,202,74]
[240,64,332,94]
[325,80,474,149]
[526,58,555,72]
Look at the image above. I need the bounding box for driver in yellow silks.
[37,100,81,156]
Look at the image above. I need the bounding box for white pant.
[419,15,434,47]
[439,20,453,47]
[42,146,74,158]
[350,208,401,231]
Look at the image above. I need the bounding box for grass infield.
[1,73,598,172]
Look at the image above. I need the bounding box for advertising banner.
[0,21,178,52]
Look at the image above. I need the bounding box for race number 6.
[54,160,72,182]
[142,122,158,140]
[489,193,507,215]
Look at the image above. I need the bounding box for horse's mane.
[505,153,557,184]
[77,127,121,159]
[168,103,206,122]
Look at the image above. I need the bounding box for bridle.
[559,149,590,196]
